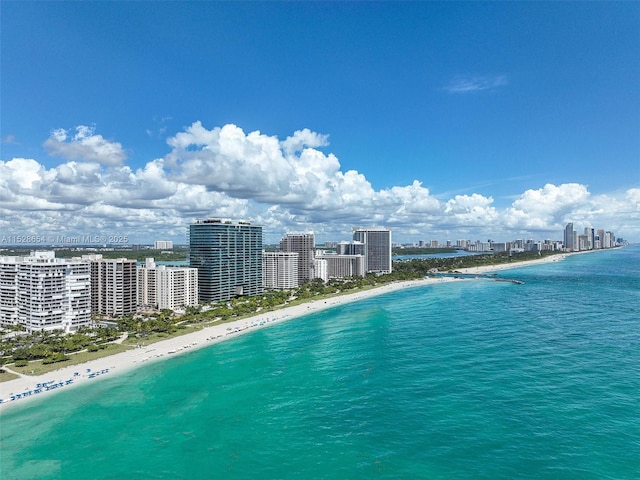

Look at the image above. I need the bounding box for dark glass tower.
[189,219,263,303]
[564,222,575,252]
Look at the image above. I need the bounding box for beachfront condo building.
[584,227,595,251]
[353,227,392,274]
[0,251,91,333]
[138,258,158,307]
[137,258,198,310]
[597,229,615,249]
[564,223,576,252]
[562,223,617,251]
[263,252,299,290]
[314,257,328,283]
[0,260,19,328]
[82,255,138,316]
[279,232,316,284]
[189,218,263,303]
[315,253,365,279]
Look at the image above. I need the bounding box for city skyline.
[1,2,639,244]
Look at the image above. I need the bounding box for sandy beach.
[0,276,460,411]
[0,251,583,412]
[454,253,571,274]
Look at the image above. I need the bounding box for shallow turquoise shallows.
[2,246,639,479]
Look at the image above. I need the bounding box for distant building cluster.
[189,219,392,301]
[409,224,623,253]
[267,227,391,287]
[562,223,620,252]
[1,219,624,333]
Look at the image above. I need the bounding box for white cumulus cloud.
[44,125,127,166]
[445,193,499,226]
[1,123,638,243]
[504,183,590,230]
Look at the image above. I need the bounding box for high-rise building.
[315,253,365,279]
[313,258,328,283]
[154,240,174,250]
[336,241,364,256]
[584,227,595,251]
[263,252,299,290]
[603,230,615,249]
[137,258,158,307]
[491,242,509,253]
[138,258,198,310]
[564,223,575,251]
[189,218,263,303]
[0,260,19,329]
[353,227,392,274]
[279,233,315,283]
[156,266,198,310]
[0,251,91,332]
[578,234,590,251]
[83,255,137,316]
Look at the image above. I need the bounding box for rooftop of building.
[192,218,256,226]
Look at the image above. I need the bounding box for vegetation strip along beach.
[0,250,575,410]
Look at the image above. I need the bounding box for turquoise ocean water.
[2,246,639,479]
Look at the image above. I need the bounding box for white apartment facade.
[156,266,198,310]
[137,258,198,310]
[263,252,299,290]
[315,254,365,279]
[0,251,91,332]
[313,258,328,283]
[0,260,19,328]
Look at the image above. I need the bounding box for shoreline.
[454,248,601,275]
[0,276,459,412]
[454,253,569,274]
[0,249,590,412]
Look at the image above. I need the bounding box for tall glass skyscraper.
[189,219,263,303]
[564,222,575,252]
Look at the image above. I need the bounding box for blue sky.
[1,1,639,244]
